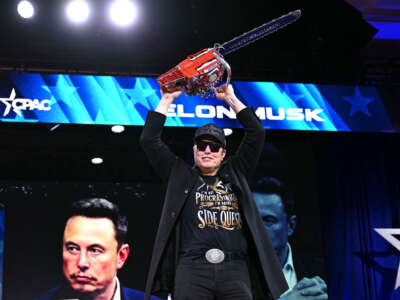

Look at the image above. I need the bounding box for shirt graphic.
[196,177,242,231]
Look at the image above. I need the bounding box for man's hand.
[161,90,182,103]
[215,84,236,102]
[284,276,328,300]
[155,89,182,115]
[214,84,245,113]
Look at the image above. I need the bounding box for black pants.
[174,258,253,300]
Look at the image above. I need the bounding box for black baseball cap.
[194,123,226,147]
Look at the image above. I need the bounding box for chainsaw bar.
[217,10,301,56]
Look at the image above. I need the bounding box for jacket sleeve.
[140,111,178,182]
[230,107,265,178]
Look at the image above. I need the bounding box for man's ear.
[221,149,226,159]
[117,244,130,269]
[287,215,297,237]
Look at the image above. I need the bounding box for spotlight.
[111,125,125,133]
[91,157,103,164]
[109,0,137,27]
[17,0,34,19]
[66,0,90,23]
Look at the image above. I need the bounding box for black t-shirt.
[179,175,248,258]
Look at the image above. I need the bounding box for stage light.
[17,1,34,19]
[66,0,90,23]
[223,128,233,136]
[91,157,103,164]
[109,0,137,27]
[49,124,60,131]
[111,125,125,133]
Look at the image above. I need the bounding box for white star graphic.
[0,88,17,116]
[375,228,400,290]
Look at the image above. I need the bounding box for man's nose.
[204,145,212,153]
[77,252,90,270]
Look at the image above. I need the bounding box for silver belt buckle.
[205,248,225,263]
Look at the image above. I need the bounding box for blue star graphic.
[42,75,79,107]
[94,109,106,124]
[123,78,157,108]
[343,87,375,117]
[282,83,304,102]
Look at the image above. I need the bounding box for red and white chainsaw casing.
[157,48,231,97]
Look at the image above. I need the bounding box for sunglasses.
[196,141,223,152]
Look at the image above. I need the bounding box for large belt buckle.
[205,248,225,264]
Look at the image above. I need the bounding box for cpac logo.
[375,228,400,290]
[167,104,324,122]
[0,89,52,117]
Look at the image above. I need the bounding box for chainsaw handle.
[214,53,231,87]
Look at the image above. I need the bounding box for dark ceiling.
[1,0,394,84]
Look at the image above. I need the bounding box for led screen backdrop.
[0,132,399,299]
[0,72,395,132]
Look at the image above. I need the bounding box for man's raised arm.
[215,84,246,113]
[215,84,265,178]
[139,90,182,182]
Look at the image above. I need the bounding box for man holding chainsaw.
[140,84,289,300]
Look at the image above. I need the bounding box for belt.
[180,249,247,264]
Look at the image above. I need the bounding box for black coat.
[140,107,288,300]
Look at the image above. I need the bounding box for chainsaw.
[157,9,301,97]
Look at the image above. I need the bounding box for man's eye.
[67,246,79,253]
[89,247,103,254]
[263,217,277,225]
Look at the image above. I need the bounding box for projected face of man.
[62,216,129,297]
[253,192,296,266]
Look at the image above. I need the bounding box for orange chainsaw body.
[157,48,229,96]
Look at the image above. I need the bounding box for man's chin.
[198,164,217,172]
[70,282,97,293]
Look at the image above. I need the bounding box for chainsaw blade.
[218,10,301,56]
